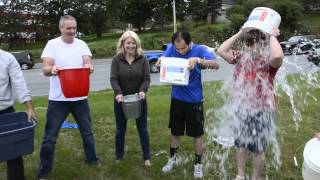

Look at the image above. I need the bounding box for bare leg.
[193,136,203,155]
[170,135,180,148]
[251,152,265,180]
[235,148,247,179]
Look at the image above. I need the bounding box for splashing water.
[203,34,320,179]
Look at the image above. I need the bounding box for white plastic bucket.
[302,138,320,180]
[160,57,190,86]
[242,7,281,34]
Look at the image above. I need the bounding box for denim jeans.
[0,107,25,180]
[114,99,150,160]
[38,99,98,177]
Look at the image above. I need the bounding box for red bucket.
[58,67,90,98]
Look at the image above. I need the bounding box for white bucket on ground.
[214,136,234,147]
[302,138,320,180]
[242,7,281,34]
[160,57,190,86]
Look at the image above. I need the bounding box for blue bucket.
[0,112,36,161]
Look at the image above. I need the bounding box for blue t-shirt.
[163,43,215,103]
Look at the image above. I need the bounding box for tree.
[186,0,209,21]
[122,0,154,31]
[87,0,109,38]
[227,0,304,34]
[149,0,172,31]
[207,0,222,24]
[0,0,38,48]
[295,0,320,12]
[184,0,222,23]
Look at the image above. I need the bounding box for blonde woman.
[110,30,151,166]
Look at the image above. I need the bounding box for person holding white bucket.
[110,30,151,166]
[160,31,219,178]
[0,49,37,180]
[38,15,100,180]
[217,7,283,180]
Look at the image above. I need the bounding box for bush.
[91,45,116,59]
[226,5,246,18]
[270,0,303,33]
[232,0,304,35]
[140,33,171,50]
[191,23,231,46]
[141,35,164,50]
[178,20,208,32]
[228,13,246,33]
[0,43,9,51]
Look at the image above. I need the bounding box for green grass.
[0,75,320,179]
[301,13,320,33]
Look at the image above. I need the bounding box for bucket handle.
[0,120,37,135]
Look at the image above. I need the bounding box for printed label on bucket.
[160,57,190,85]
[243,7,281,34]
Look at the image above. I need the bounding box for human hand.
[139,91,146,100]
[51,66,59,75]
[270,28,280,37]
[85,63,94,73]
[188,57,199,69]
[27,109,37,122]
[115,94,123,103]
[155,57,162,67]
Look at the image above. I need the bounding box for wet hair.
[243,29,266,47]
[59,15,76,28]
[171,31,192,45]
[116,30,143,56]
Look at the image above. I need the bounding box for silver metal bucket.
[122,93,141,119]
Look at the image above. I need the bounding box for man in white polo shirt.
[37,15,99,180]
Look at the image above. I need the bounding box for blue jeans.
[114,99,150,160]
[38,99,98,177]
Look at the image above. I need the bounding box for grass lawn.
[301,13,320,33]
[0,75,319,179]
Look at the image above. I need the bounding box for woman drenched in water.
[217,28,284,180]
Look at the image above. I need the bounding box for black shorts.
[234,111,275,153]
[169,98,204,137]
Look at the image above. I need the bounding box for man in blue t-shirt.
[161,31,219,178]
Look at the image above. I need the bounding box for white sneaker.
[162,156,177,173]
[194,163,203,178]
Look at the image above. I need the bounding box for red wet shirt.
[232,52,279,110]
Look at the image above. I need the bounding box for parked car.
[11,51,35,70]
[144,50,163,73]
[307,49,320,66]
[144,44,216,73]
[144,44,171,73]
[280,35,316,55]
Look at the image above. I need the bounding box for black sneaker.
[85,157,101,166]
[38,175,48,180]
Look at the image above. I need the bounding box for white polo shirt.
[41,37,92,101]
